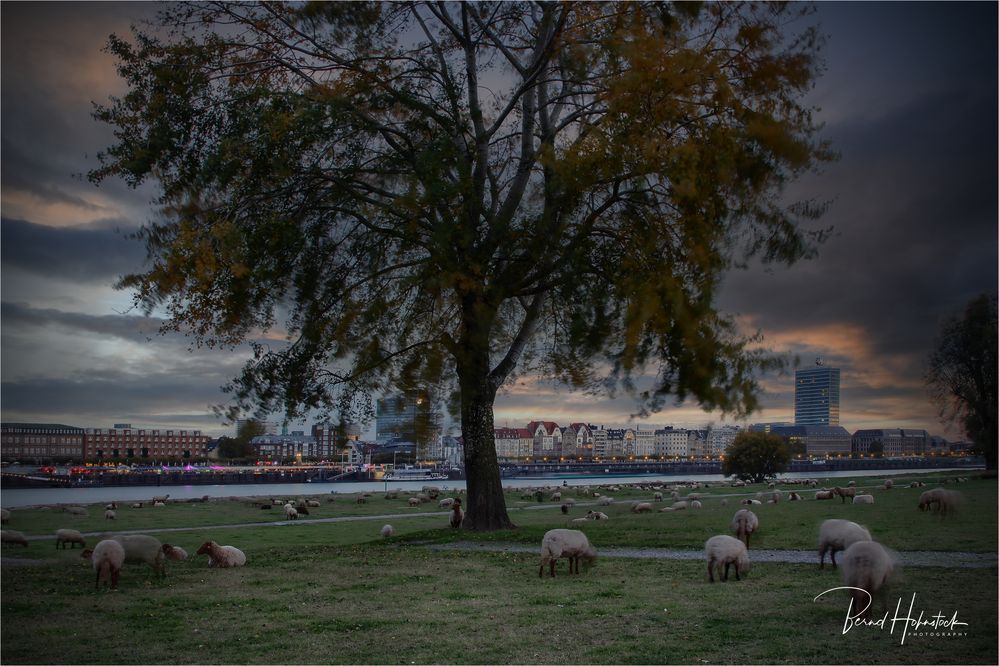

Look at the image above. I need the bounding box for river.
[0,467,976,508]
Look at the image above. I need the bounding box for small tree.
[722,431,790,483]
[926,292,998,470]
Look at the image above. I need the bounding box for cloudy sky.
[2,2,996,439]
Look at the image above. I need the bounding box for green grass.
[1,474,995,664]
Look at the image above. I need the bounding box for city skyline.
[2,3,997,440]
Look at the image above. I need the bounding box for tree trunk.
[457,299,515,531]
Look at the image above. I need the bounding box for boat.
[382,466,449,482]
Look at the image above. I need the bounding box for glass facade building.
[794,366,840,426]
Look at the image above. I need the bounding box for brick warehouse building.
[83,425,211,461]
[1,423,86,462]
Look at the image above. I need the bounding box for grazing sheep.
[562,497,576,507]
[788,492,802,501]
[380,524,395,538]
[408,497,421,507]
[130,502,143,509]
[818,519,872,569]
[840,540,895,619]
[55,529,86,549]
[284,504,299,520]
[599,496,614,506]
[415,493,430,503]
[83,539,126,591]
[0,508,9,524]
[918,488,962,516]
[705,535,751,582]
[439,497,455,509]
[151,494,170,503]
[833,486,856,504]
[105,509,116,520]
[65,506,88,517]
[551,492,562,502]
[306,499,320,508]
[1,530,29,547]
[105,502,118,510]
[690,500,702,509]
[670,501,689,511]
[653,492,663,502]
[814,490,835,500]
[161,544,188,561]
[853,494,875,505]
[560,503,569,515]
[294,503,310,515]
[153,501,166,507]
[196,540,246,568]
[111,535,167,577]
[538,529,597,578]
[631,502,654,513]
[384,490,400,500]
[882,479,894,490]
[422,486,441,499]
[730,509,759,548]
[450,499,464,529]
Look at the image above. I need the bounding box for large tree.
[92,2,832,530]
[722,431,791,483]
[926,292,998,469]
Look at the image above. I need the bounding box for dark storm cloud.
[1,301,165,344]
[1,217,146,283]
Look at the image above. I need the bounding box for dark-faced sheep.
[161,544,188,561]
[82,539,126,591]
[1,529,29,547]
[833,486,856,504]
[538,529,597,578]
[730,509,759,548]
[839,540,894,619]
[918,488,962,517]
[818,519,871,569]
[55,529,86,549]
[705,535,750,582]
[450,499,464,529]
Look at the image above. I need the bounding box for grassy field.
[1,473,996,664]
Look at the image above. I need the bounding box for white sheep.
[151,494,170,503]
[538,529,597,578]
[130,502,143,509]
[306,499,321,508]
[284,504,299,520]
[814,490,834,500]
[853,494,875,505]
[846,481,856,487]
[408,497,421,507]
[730,509,759,548]
[741,499,762,505]
[599,496,614,506]
[671,501,689,511]
[65,506,88,517]
[653,492,663,502]
[161,544,188,561]
[631,502,654,513]
[55,529,86,549]
[83,539,126,591]
[839,540,895,619]
[380,524,395,538]
[196,540,246,567]
[1,529,29,547]
[882,479,894,490]
[105,502,118,510]
[818,519,872,569]
[720,498,729,507]
[111,534,167,577]
[550,492,562,502]
[705,535,750,582]
[439,497,455,509]
[788,492,802,501]
[587,511,609,520]
[153,501,166,507]
[105,509,117,520]
[690,500,702,509]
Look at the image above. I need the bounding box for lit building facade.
[795,365,841,426]
[84,425,210,461]
[1,423,85,462]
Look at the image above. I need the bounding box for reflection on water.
[0,468,977,509]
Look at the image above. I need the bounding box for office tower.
[794,361,840,426]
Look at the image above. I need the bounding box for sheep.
[853,494,875,505]
[0,509,9,524]
[408,497,421,507]
[294,503,310,515]
[1,530,29,547]
[908,481,925,488]
[562,497,576,507]
[284,504,299,520]
[151,494,170,503]
[653,492,663,502]
[882,479,894,490]
[560,503,570,515]
[771,490,782,502]
[450,499,464,529]
[741,499,762,506]
[153,501,166,507]
[818,519,872,569]
[196,540,246,568]
[730,509,759,548]
[111,535,167,577]
[64,506,88,516]
[105,502,118,510]
[705,535,750,582]
[847,481,856,488]
[671,490,680,500]
[631,502,654,513]
[55,528,86,549]
[720,498,729,507]
[814,490,835,500]
[538,529,597,578]
[130,502,143,509]
[415,493,430,503]
[380,524,395,538]
[161,544,188,561]
[105,509,116,520]
[82,539,126,591]
[833,486,856,504]
[439,497,455,509]
[839,540,895,619]
[918,488,962,516]
[384,490,400,500]
[788,492,803,501]
[690,500,702,509]
[422,486,441,499]
[587,511,609,520]
[599,496,614,506]
[306,499,320,508]
[355,496,367,505]
[550,492,562,502]
[671,501,689,511]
